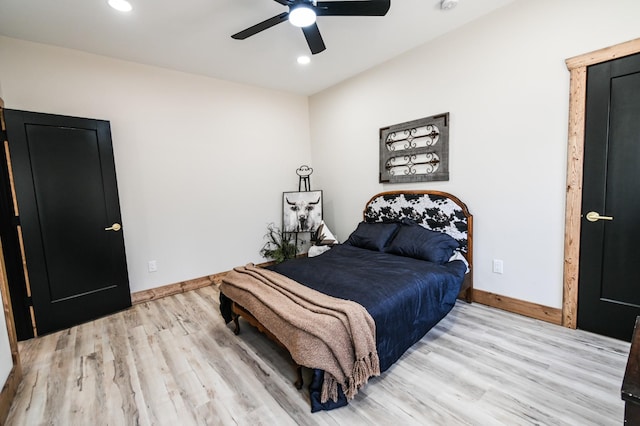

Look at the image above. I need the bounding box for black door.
[4,109,131,336]
[578,52,640,341]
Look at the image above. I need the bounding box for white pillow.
[308,245,332,257]
[315,220,338,246]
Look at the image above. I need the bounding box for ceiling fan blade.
[302,24,326,55]
[315,1,390,16]
[231,12,289,40]
[272,0,290,4]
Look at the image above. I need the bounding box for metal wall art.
[296,165,313,191]
[379,112,450,183]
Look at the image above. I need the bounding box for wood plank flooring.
[5,285,630,425]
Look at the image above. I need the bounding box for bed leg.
[232,313,240,335]
[294,365,303,390]
[464,288,473,303]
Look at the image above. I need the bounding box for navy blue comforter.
[266,244,467,411]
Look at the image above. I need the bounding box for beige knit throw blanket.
[220,264,380,403]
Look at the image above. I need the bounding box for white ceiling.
[0,0,518,95]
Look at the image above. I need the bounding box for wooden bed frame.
[229,190,473,390]
[361,190,473,302]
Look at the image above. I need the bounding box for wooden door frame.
[0,98,22,423]
[563,38,640,328]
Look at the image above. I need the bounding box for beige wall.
[309,0,640,309]
[0,36,312,293]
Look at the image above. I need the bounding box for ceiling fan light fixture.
[289,5,316,28]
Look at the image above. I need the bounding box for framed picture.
[283,190,323,233]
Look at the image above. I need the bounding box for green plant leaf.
[259,222,300,263]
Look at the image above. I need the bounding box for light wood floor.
[5,285,630,425]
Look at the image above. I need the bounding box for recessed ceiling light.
[108,0,132,12]
[289,5,316,27]
[297,55,311,65]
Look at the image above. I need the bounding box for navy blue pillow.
[386,223,459,264]
[345,222,399,251]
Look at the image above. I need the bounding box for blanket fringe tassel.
[320,352,381,403]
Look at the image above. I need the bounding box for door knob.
[585,211,613,222]
[105,223,122,231]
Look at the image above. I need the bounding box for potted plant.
[259,223,299,263]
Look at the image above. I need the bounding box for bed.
[219,190,473,412]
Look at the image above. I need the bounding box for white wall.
[0,277,12,390]
[0,36,311,293]
[0,291,12,393]
[309,0,640,309]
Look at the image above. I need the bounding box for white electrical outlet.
[492,259,504,274]
[148,260,158,272]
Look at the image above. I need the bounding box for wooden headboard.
[363,190,473,302]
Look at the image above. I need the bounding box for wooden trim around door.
[3,141,37,337]
[0,240,21,424]
[563,38,640,329]
[0,98,22,423]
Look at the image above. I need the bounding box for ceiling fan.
[231,1,391,55]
